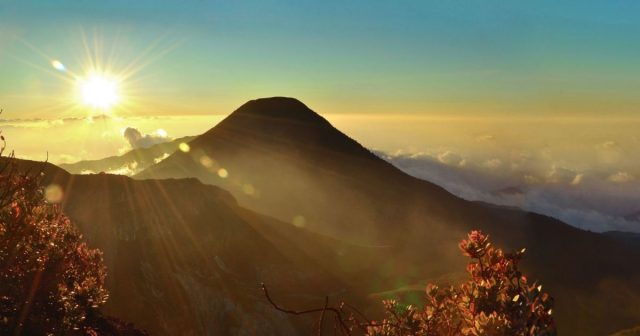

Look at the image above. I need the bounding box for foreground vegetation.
[2,114,554,335]
[0,124,145,335]
[265,231,556,335]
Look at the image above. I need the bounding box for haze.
[2,2,640,334]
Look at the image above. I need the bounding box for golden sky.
[0,0,638,193]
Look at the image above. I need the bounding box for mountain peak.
[225,96,331,126]
[197,96,361,155]
[144,96,394,181]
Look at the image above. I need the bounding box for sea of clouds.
[378,150,640,233]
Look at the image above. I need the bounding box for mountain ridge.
[137,97,456,242]
[192,97,401,171]
[135,97,640,335]
[59,135,196,175]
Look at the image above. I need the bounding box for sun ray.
[5,53,77,83]
[117,32,184,82]
[9,27,181,124]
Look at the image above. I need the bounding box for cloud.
[475,134,495,142]
[546,165,581,184]
[524,174,540,185]
[598,140,620,150]
[571,173,585,185]
[79,162,144,176]
[106,161,139,176]
[57,153,81,164]
[379,150,640,233]
[596,140,623,164]
[154,153,170,164]
[437,151,466,166]
[123,127,171,149]
[0,115,111,129]
[608,172,635,183]
[482,158,502,170]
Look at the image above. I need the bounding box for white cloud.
[154,153,170,164]
[379,150,640,233]
[437,151,466,166]
[105,161,140,176]
[123,127,171,149]
[0,116,111,129]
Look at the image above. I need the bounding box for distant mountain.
[490,186,525,197]
[137,97,640,335]
[625,211,640,223]
[59,135,196,175]
[8,158,384,335]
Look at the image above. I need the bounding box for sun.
[78,74,120,110]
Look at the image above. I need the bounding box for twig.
[317,296,328,336]
[260,283,352,335]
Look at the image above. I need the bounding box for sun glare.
[78,74,120,109]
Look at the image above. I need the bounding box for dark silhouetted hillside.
[605,231,640,250]
[6,158,380,335]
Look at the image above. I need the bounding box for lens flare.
[44,184,64,203]
[292,215,306,228]
[200,155,214,168]
[242,183,255,196]
[51,60,66,71]
[179,143,191,152]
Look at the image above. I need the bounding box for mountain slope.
[8,158,377,335]
[137,97,640,335]
[138,97,456,242]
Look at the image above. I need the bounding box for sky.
[0,1,639,231]
[1,0,640,119]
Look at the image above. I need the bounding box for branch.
[317,296,328,336]
[261,283,352,335]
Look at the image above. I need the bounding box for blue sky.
[1,0,639,118]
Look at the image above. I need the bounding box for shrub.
[366,230,555,335]
[0,125,116,335]
[264,230,556,335]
